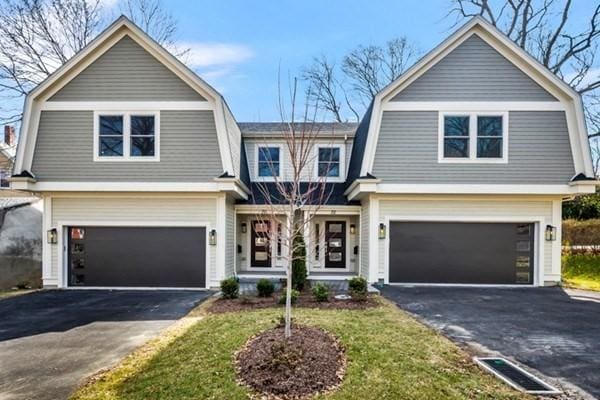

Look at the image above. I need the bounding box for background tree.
[0,0,183,125]
[302,37,419,122]
[252,77,334,338]
[449,0,600,174]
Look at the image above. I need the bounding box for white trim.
[376,183,596,195]
[474,357,561,395]
[368,197,380,283]
[438,111,508,163]
[41,101,212,111]
[551,199,562,279]
[382,215,545,286]
[56,219,212,289]
[93,111,160,162]
[359,17,594,179]
[314,144,346,183]
[253,143,283,182]
[42,196,52,284]
[215,193,227,282]
[10,181,222,192]
[381,101,565,112]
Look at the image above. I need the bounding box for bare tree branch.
[0,0,185,124]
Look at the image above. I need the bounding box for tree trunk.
[284,208,294,338]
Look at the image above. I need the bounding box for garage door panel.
[389,222,534,284]
[68,227,206,288]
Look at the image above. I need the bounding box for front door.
[251,220,271,267]
[325,221,346,268]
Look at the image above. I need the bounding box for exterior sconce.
[350,224,356,235]
[209,229,217,246]
[241,223,247,234]
[545,225,557,241]
[47,228,58,244]
[378,223,386,239]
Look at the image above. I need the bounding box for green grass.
[562,253,600,291]
[71,299,529,400]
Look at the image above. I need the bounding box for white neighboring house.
[0,126,16,189]
[10,15,598,290]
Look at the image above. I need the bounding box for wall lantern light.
[378,223,386,239]
[47,228,58,244]
[545,225,557,241]
[350,224,356,235]
[241,223,247,234]
[209,229,217,246]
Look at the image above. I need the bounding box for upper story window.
[257,146,280,177]
[318,147,341,177]
[94,112,159,161]
[439,112,507,163]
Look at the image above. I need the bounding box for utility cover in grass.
[235,325,346,399]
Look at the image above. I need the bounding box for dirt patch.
[235,325,345,399]
[208,293,379,314]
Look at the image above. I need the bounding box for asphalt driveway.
[381,286,600,398]
[0,290,211,400]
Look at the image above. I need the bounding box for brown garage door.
[388,222,534,284]
[68,226,206,288]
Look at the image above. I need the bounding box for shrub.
[563,189,600,220]
[348,276,368,294]
[256,278,275,297]
[562,219,600,251]
[311,282,329,302]
[220,277,239,299]
[292,234,307,291]
[348,277,368,302]
[278,289,299,305]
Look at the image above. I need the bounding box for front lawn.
[562,253,600,291]
[71,298,527,400]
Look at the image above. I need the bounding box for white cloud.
[179,42,254,68]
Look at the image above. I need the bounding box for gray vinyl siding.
[372,111,574,184]
[49,36,205,101]
[392,35,557,101]
[31,110,223,181]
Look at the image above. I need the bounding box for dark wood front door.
[251,220,271,267]
[325,221,346,268]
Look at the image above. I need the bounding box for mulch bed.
[235,325,346,399]
[208,292,379,314]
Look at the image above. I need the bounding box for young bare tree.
[303,37,419,122]
[0,0,184,124]
[252,78,334,338]
[449,0,600,171]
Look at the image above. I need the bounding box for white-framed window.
[438,112,508,163]
[93,111,160,161]
[256,145,282,180]
[315,144,345,181]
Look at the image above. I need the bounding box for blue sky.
[162,0,456,121]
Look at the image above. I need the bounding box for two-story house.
[11,16,596,289]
